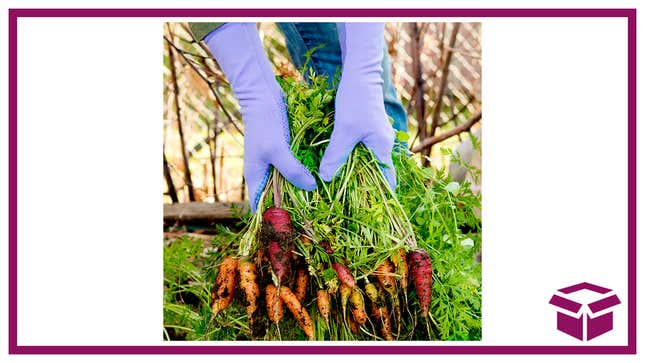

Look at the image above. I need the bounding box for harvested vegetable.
[364,282,380,305]
[348,314,360,334]
[263,207,294,234]
[211,256,238,316]
[280,286,314,340]
[266,284,283,324]
[268,241,292,285]
[332,262,355,289]
[375,260,397,295]
[294,267,309,302]
[316,289,330,324]
[349,287,367,325]
[263,207,295,286]
[391,249,409,292]
[238,257,260,328]
[375,259,400,330]
[407,249,433,316]
[339,283,352,319]
[371,304,394,341]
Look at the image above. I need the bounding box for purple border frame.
[7,8,636,355]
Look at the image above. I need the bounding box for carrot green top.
[187,22,225,41]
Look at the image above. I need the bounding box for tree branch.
[409,23,427,154]
[164,35,244,137]
[163,151,179,203]
[428,23,461,140]
[168,44,196,201]
[209,113,220,202]
[437,94,475,128]
[411,109,481,153]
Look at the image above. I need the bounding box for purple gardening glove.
[205,23,317,213]
[319,22,396,190]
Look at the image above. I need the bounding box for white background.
[1,0,644,362]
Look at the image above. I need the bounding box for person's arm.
[319,23,396,189]
[203,23,317,213]
[187,22,225,41]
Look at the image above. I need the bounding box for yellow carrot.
[349,288,367,324]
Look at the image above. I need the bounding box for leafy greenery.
[395,155,481,339]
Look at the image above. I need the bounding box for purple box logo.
[549,282,621,341]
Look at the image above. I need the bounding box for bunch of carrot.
[209,70,436,340]
[210,206,315,340]
[211,205,433,340]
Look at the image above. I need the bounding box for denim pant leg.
[380,43,408,133]
[276,23,341,83]
[277,22,408,133]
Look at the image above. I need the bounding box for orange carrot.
[371,304,394,341]
[391,249,409,291]
[348,314,360,334]
[238,257,260,327]
[375,260,400,334]
[265,284,283,324]
[349,288,367,324]
[294,267,309,302]
[365,282,392,339]
[375,260,397,296]
[316,289,330,324]
[280,286,314,340]
[211,256,238,316]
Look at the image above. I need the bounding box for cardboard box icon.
[549,282,621,341]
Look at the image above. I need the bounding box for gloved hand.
[319,23,396,190]
[205,23,317,213]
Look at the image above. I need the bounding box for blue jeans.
[277,23,408,133]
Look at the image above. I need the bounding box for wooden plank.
[164,202,248,223]
[164,231,216,243]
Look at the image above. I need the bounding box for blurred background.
[163,22,481,206]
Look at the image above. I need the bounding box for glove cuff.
[204,23,284,117]
[338,22,385,77]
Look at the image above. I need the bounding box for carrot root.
[316,289,330,324]
[391,249,409,292]
[266,284,284,324]
[339,283,352,320]
[408,249,433,317]
[211,256,238,316]
[372,304,394,341]
[238,257,260,328]
[349,287,368,325]
[279,286,314,340]
[332,262,355,289]
[294,267,309,302]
